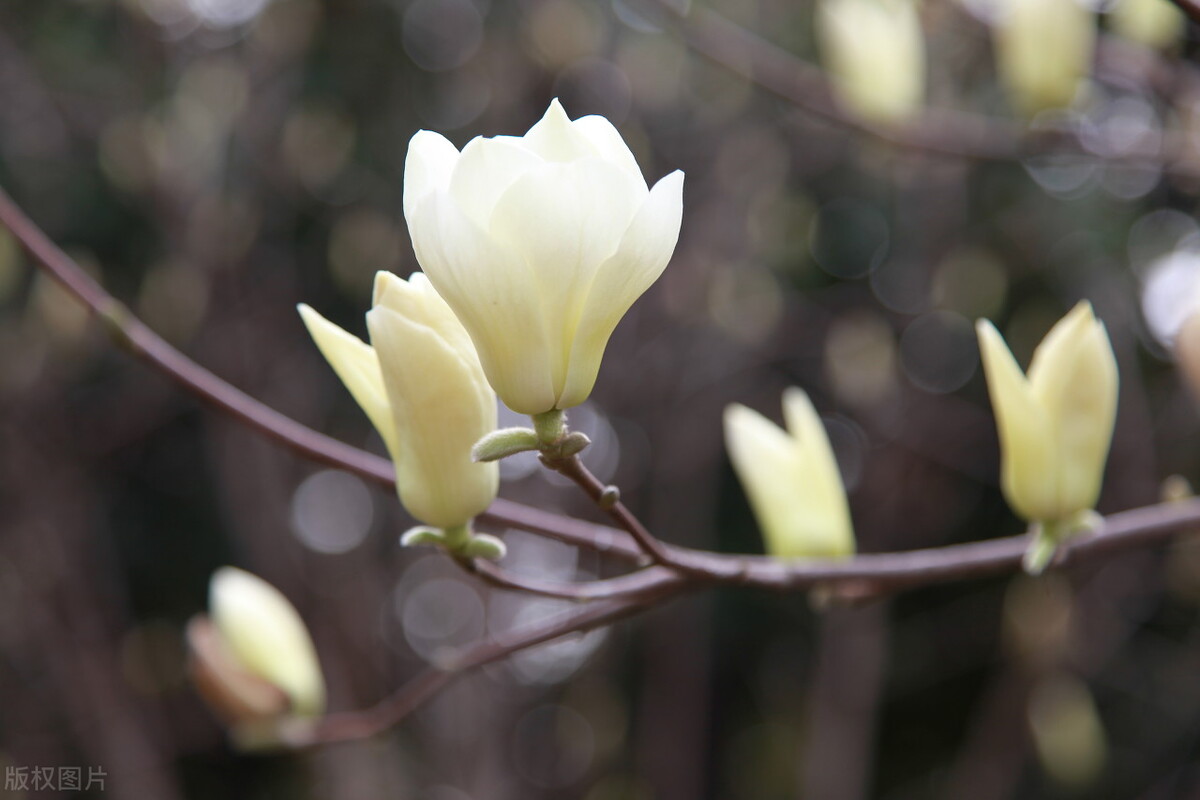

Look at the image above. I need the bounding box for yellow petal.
[781,388,855,557]
[977,319,1060,521]
[556,170,684,409]
[298,304,398,458]
[367,305,498,528]
[209,567,325,717]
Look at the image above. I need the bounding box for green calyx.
[1022,510,1103,575]
[400,522,507,561]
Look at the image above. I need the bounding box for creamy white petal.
[977,320,1060,520]
[210,567,325,717]
[556,169,683,409]
[408,191,557,414]
[372,270,478,369]
[489,158,645,397]
[298,304,399,458]
[781,388,855,556]
[449,136,543,230]
[519,98,599,163]
[724,404,807,558]
[403,130,460,222]
[367,306,498,527]
[571,115,645,182]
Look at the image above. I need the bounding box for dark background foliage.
[1,0,1199,798]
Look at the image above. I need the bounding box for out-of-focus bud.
[299,272,499,535]
[403,99,684,415]
[188,567,325,728]
[818,0,926,124]
[993,0,1096,116]
[724,388,855,559]
[1110,0,1186,51]
[976,302,1118,571]
[1028,673,1108,789]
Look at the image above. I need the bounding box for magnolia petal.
[520,97,597,163]
[367,306,499,528]
[372,271,478,370]
[298,304,398,458]
[448,136,543,230]
[571,115,645,182]
[210,568,325,717]
[1051,320,1118,512]
[489,158,645,396]
[556,169,684,409]
[781,388,855,557]
[724,403,804,557]
[408,191,557,414]
[977,319,1060,521]
[403,130,460,222]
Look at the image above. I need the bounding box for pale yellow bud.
[976,301,1118,525]
[402,99,684,414]
[1110,0,1185,51]
[300,272,499,529]
[205,567,325,718]
[1028,673,1107,789]
[818,0,926,124]
[724,389,855,559]
[993,0,1096,115]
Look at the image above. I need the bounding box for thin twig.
[466,558,677,601]
[292,573,687,745]
[641,0,1200,175]
[538,453,692,572]
[6,181,1200,597]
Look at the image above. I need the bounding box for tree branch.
[640,0,1200,175]
[6,180,1200,601]
[290,572,687,745]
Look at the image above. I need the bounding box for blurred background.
[2,0,1200,797]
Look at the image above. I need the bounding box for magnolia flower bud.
[818,0,926,124]
[189,567,325,722]
[724,389,855,559]
[300,272,499,529]
[403,99,684,415]
[993,0,1096,116]
[1110,0,1185,51]
[976,302,1118,526]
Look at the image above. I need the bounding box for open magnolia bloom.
[188,567,325,727]
[818,0,925,124]
[724,389,855,559]
[403,99,684,415]
[976,302,1118,567]
[299,272,499,536]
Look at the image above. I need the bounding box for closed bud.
[1110,0,1185,51]
[993,0,1096,115]
[403,99,684,414]
[300,271,498,530]
[818,0,926,124]
[189,568,325,725]
[724,389,855,559]
[976,302,1118,527]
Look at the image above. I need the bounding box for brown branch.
[291,572,687,745]
[538,452,694,573]
[641,0,1200,175]
[465,558,676,601]
[6,181,1200,599]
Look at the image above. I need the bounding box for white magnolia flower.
[403,99,684,415]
